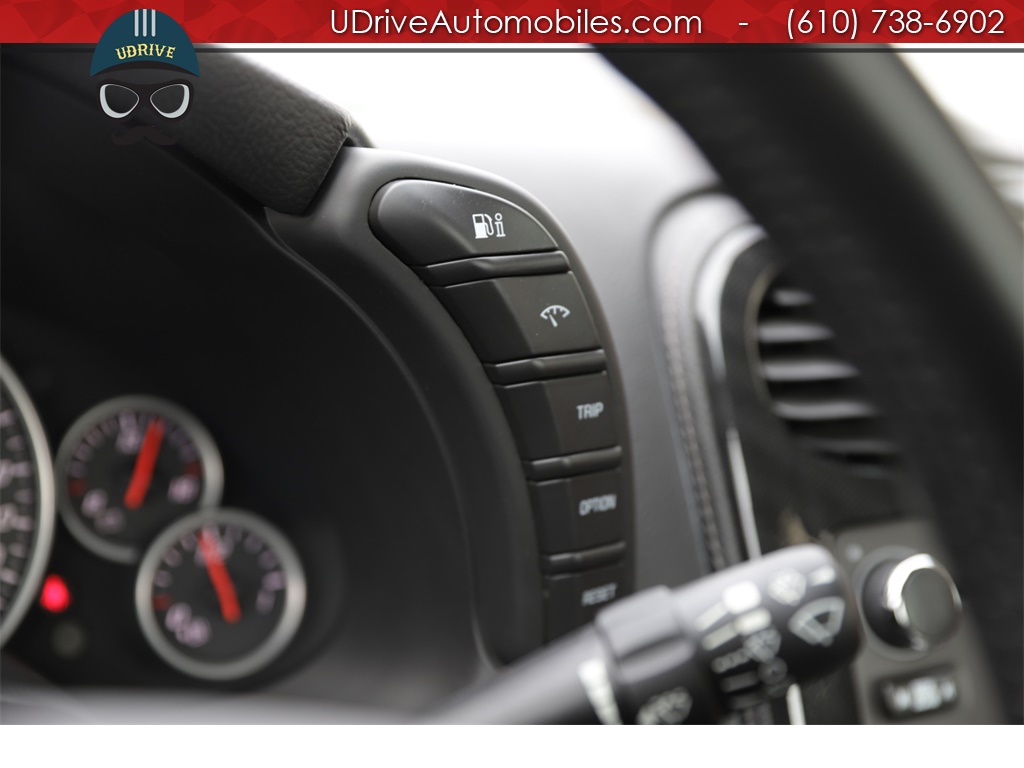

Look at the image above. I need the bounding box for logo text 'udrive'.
[90,9,200,145]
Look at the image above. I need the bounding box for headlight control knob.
[863,554,961,651]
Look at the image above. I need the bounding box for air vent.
[755,278,898,477]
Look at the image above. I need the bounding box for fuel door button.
[370,179,557,265]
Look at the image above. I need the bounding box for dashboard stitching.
[656,246,727,572]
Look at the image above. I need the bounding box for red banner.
[2,0,1023,43]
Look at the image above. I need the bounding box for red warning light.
[39,574,72,613]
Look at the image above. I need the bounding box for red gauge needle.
[198,528,241,624]
[123,418,165,510]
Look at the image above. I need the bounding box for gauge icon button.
[56,396,223,563]
[135,509,305,681]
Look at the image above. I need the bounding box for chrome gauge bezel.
[0,358,57,647]
[55,395,224,564]
[135,508,307,681]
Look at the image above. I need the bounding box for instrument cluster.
[0,360,307,684]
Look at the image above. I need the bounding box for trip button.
[496,373,617,459]
[439,273,600,362]
[370,180,558,266]
[530,470,625,553]
[545,562,627,640]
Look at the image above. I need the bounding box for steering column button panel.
[370,179,558,265]
[366,171,631,646]
[266,154,634,661]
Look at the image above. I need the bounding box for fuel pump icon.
[472,213,506,240]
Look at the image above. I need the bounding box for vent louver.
[755,279,898,476]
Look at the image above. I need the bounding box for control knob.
[863,554,961,651]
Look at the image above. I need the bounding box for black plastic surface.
[529,470,625,553]
[417,251,568,286]
[370,179,558,265]
[523,447,623,482]
[542,543,626,575]
[438,274,600,363]
[496,373,617,460]
[484,351,607,386]
[544,563,627,640]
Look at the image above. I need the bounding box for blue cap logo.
[90,9,199,77]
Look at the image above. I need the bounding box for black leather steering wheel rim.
[599,46,1023,722]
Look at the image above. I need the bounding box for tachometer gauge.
[0,359,56,646]
[136,509,305,681]
[55,396,222,563]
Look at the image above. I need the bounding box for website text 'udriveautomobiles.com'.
[331,8,703,37]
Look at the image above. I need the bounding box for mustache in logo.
[111,125,178,145]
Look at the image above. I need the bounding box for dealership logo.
[90,9,200,145]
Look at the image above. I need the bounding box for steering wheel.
[599,47,1022,722]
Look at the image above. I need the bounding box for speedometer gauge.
[0,359,56,647]
[136,509,306,681]
[56,396,223,563]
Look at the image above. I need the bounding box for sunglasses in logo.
[97,80,193,121]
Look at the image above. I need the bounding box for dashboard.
[1,46,1020,725]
